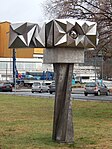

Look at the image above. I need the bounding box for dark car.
[84,82,110,96]
[0,82,12,92]
[49,81,55,94]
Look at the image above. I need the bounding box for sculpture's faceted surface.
[9,19,97,49]
[9,22,45,48]
[47,19,97,48]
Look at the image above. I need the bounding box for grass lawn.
[0,94,112,149]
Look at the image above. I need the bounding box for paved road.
[0,88,112,102]
[72,94,112,101]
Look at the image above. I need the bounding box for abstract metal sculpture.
[9,19,97,144]
[9,19,96,49]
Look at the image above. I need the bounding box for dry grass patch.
[0,94,112,148]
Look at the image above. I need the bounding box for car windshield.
[4,82,11,85]
[86,82,96,87]
[51,82,55,85]
[33,82,40,86]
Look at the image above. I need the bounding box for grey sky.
[0,0,45,23]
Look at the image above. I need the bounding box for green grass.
[0,94,112,149]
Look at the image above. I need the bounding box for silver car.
[32,82,49,93]
[84,82,110,96]
[49,81,55,94]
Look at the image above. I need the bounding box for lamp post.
[13,48,16,90]
[94,52,97,82]
[101,49,103,82]
[6,64,8,81]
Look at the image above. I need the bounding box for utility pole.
[13,48,16,89]
[95,52,97,82]
[6,64,8,81]
[102,49,103,82]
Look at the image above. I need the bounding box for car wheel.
[47,89,49,93]
[97,91,101,96]
[32,91,34,93]
[84,93,88,96]
[50,91,52,94]
[106,91,110,96]
[39,89,42,93]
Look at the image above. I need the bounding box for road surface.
[0,88,112,102]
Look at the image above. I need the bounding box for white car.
[31,82,49,93]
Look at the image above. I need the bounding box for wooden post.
[52,63,74,143]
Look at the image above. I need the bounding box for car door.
[100,83,107,94]
[42,82,47,92]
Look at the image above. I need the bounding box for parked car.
[84,82,110,96]
[49,81,55,94]
[49,81,72,94]
[103,80,112,91]
[31,82,49,93]
[0,82,12,92]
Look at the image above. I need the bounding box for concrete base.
[43,48,84,63]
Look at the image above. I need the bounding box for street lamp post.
[94,52,97,82]
[13,48,16,90]
[101,49,103,82]
[6,64,8,81]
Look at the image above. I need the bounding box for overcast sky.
[0,0,46,23]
